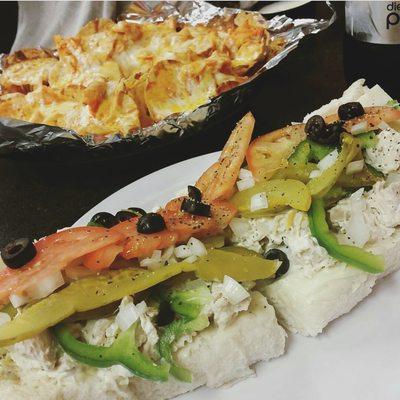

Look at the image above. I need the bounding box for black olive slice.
[322,121,345,146]
[305,114,346,146]
[88,212,118,228]
[127,207,146,217]
[181,198,211,217]
[305,115,326,140]
[115,210,136,223]
[338,102,365,121]
[264,248,290,278]
[187,185,202,202]
[1,238,37,269]
[137,213,166,234]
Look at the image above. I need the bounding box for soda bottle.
[343,1,400,98]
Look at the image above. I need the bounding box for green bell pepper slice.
[308,198,385,274]
[53,322,170,381]
[158,314,209,382]
[288,140,311,165]
[168,282,211,320]
[323,186,352,207]
[357,131,378,149]
[278,140,335,182]
[308,140,336,162]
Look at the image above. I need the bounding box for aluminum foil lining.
[0,1,336,161]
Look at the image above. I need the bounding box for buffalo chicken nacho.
[0,81,399,399]
[0,12,276,137]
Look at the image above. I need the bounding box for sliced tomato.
[111,217,139,237]
[0,227,125,304]
[162,209,219,239]
[210,200,237,229]
[325,106,400,130]
[165,198,236,227]
[122,231,178,259]
[83,244,124,271]
[164,198,236,234]
[246,124,306,183]
[196,113,254,201]
[87,198,237,261]
[121,200,236,259]
[164,197,185,212]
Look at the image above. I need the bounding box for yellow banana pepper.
[0,249,278,347]
[231,178,312,215]
[195,249,278,282]
[307,134,360,197]
[0,264,195,347]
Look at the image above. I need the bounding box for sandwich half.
[229,79,400,335]
[0,113,286,400]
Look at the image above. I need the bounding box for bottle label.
[345,1,400,44]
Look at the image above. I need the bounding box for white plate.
[76,152,400,400]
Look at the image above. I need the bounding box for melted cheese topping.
[0,13,270,136]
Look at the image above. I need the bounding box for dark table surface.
[0,2,350,247]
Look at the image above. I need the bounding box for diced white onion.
[135,301,147,315]
[10,270,65,308]
[350,121,368,135]
[151,250,162,261]
[346,159,364,175]
[167,256,178,265]
[187,237,207,257]
[378,121,391,131]
[237,177,255,191]
[139,258,162,268]
[10,293,30,308]
[140,249,163,268]
[221,275,250,305]
[318,149,339,171]
[386,172,400,186]
[0,258,7,271]
[174,245,193,259]
[183,255,198,264]
[31,270,65,300]
[309,169,322,179]
[116,300,146,331]
[148,263,164,271]
[229,218,251,236]
[239,168,253,180]
[161,246,175,261]
[0,312,11,326]
[250,192,268,212]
